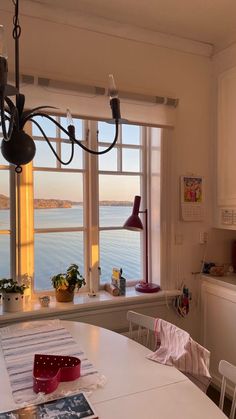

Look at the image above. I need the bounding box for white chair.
[127,310,156,350]
[219,360,236,419]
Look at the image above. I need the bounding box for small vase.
[55,288,74,302]
[2,292,24,313]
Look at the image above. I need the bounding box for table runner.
[0,319,106,405]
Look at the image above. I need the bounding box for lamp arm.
[29,118,75,165]
[27,112,119,156]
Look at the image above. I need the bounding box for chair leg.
[229,386,236,419]
[219,377,226,411]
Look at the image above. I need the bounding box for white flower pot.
[2,293,24,313]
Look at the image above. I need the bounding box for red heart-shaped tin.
[33,354,81,394]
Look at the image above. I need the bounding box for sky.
[0,121,160,201]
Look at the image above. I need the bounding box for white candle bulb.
[66,108,74,127]
[108,74,118,99]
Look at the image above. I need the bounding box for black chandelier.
[0,0,121,173]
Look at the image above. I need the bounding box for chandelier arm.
[21,106,58,125]
[0,96,16,141]
[64,119,119,155]
[4,96,15,112]
[27,112,119,155]
[29,118,75,165]
[16,94,25,121]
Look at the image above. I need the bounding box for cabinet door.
[201,281,236,392]
[218,68,236,206]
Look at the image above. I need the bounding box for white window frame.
[97,124,146,288]
[1,116,164,297]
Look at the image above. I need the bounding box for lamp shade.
[123,196,143,231]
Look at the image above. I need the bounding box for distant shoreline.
[0,195,133,210]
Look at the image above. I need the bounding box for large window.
[1,115,161,295]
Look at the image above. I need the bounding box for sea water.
[0,206,141,290]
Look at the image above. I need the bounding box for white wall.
[1,9,214,339]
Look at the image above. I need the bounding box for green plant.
[51,264,86,292]
[0,278,28,294]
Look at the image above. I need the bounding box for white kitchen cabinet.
[201,275,236,391]
[215,67,236,228]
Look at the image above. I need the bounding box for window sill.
[0,288,181,326]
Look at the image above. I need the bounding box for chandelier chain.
[12,0,21,40]
[0,0,121,172]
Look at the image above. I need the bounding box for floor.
[207,385,232,418]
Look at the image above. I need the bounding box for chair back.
[219,359,236,419]
[127,310,156,350]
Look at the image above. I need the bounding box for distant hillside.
[0,195,133,209]
[99,201,132,207]
[0,194,72,210]
[34,199,72,209]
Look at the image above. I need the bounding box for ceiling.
[27,0,236,52]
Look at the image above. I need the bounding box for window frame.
[97,123,147,287]
[32,115,88,294]
[1,115,163,297]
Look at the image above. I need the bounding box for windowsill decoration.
[51,264,86,303]
[0,278,28,313]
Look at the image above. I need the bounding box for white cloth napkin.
[147,318,211,392]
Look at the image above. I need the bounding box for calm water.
[0,206,141,290]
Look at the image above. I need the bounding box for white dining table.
[0,320,226,418]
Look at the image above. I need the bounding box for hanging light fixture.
[0,0,121,173]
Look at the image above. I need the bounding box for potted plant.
[0,278,28,313]
[51,264,86,302]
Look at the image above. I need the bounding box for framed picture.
[180,175,204,221]
[181,175,204,204]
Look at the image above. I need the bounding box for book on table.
[0,392,98,418]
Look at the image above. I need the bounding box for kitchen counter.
[201,273,236,291]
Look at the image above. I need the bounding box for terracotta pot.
[55,288,75,302]
[2,292,24,312]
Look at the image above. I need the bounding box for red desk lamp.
[123,195,161,293]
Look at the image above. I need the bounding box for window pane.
[99,175,140,227]
[100,206,133,228]
[98,122,117,144]
[0,171,10,229]
[34,141,57,168]
[60,117,83,140]
[122,148,141,172]
[34,232,84,290]
[32,116,57,137]
[61,142,83,169]
[34,172,83,228]
[99,147,117,171]
[122,124,140,145]
[0,235,10,277]
[100,230,141,283]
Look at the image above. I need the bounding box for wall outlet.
[199,231,208,244]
